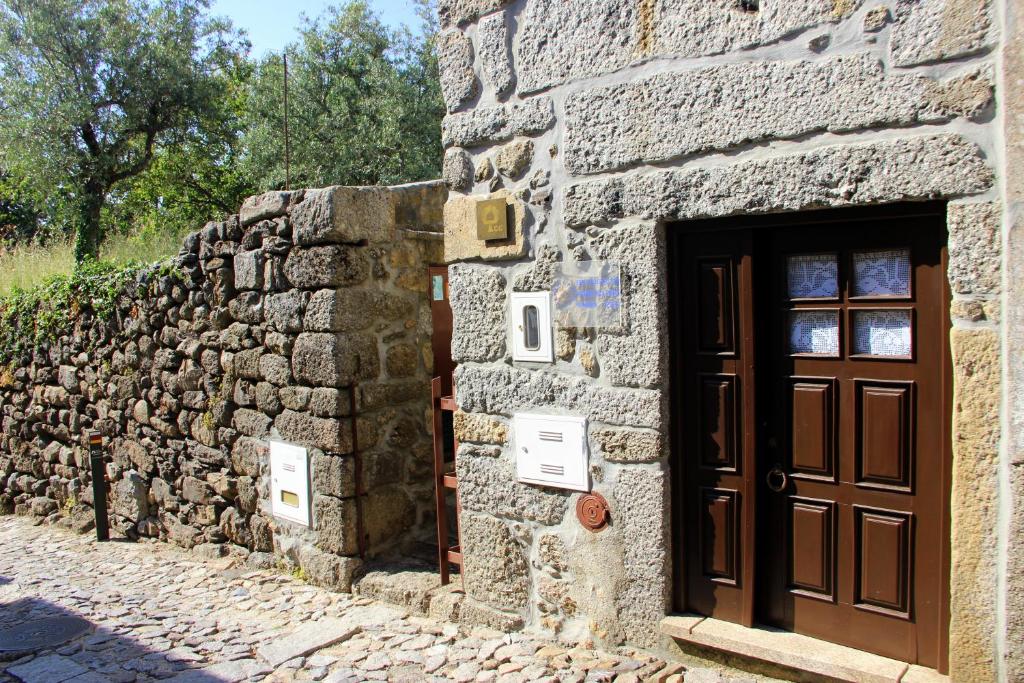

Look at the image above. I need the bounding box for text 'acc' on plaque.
[475,197,509,241]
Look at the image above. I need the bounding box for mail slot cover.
[270,440,311,527]
[514,414,589,491]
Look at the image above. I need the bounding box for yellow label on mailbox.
[280,490,300,508]
[476,197,509,241]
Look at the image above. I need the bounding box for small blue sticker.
[432,275,445,301]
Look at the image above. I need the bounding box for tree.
[0,170,43,246]
[241,0,444,191]
[0,0,245,262]
[104,52,255,242]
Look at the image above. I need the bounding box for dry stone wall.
[0,181,446,592]
[437,0,1012,675]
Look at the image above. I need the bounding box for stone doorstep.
[660,616,949,683]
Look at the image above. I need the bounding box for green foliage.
[0,0,247,261]
[0,170,44,245]
[0,259,147,363]
[0,0,444,268]
[104,51,257,241]
[241,0,444,191]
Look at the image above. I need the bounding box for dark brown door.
[671,205,951,669]
[672,229,758,625]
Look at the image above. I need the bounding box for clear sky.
[210,1,425,58]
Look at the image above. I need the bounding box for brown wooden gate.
[669,204,952,670]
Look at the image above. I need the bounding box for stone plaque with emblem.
[475,197,509,241]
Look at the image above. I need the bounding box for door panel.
[671,206,950,670]
[673,230,757,625]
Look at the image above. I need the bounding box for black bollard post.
[88,431,109,542]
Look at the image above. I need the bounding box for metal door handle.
[766,465,788,493]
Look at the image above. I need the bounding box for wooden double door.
[670,205,951,670]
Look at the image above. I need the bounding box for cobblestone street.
[0,516,760,683]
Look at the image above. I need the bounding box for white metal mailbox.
[514,413,589,491]
[269,440,311,527]
[510,292,554,363]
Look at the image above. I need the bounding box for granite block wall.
[436,0,1017,677]
[0,181,447,592]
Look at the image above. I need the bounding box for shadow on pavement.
[0,596,238,683]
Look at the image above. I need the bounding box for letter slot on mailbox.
[514,414,589,491]
[270,440,311,527]
[510,292,553,363]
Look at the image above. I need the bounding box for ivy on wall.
[0,259,169,365]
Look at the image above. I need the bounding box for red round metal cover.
[576,492,610,532]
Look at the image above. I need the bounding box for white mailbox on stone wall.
[514,413,589,491]
[270,441,311,527]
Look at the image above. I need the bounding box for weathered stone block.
[232,436,266,477]
[443,148,474,192]
[359,380,428,410]
[233,347,263,380]
[291,186,395,246]
[453,410,508,445]
[494,139,534,178]
[948,202,1002,295]
[457,447,568,524]
[593,428,663,464]
[614,467,669,648]
[564,134,993,227]
[264,290,305,333]
[443,193,528,262]
[949,328,1001,678]
[385,343,419,378]
[311,452,356,498]
[478,12,513,96]
[438,29,478,112]
[449,265,507,362]
[234,249,264,290]
[456,365,663,429]
[115,440,156,475]
[438,0,510,27]
[228,291,263,324]
[233,408,272,437]
[516,0,863,93]
[299,544,363,591]
[457,596,523,631]
[292,332,380,386]
[309,387,351,417]
[890,0,994,67]
[564,54,991,175]
[259,353,292,387]
[279,386,312,411]
[112,471,148,522]
[240,191,290,226]
[304,289,412,332]
[284,246,369,289]
[587,222,666,388]
[181,475,215,504]
[364,485,416,550]
[275,410,353,454]
[313,494,359,555]
[460,512,529,610]
[391,180,447,231]
[442,97,555,148]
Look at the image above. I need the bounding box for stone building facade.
[437,0,1022,680]
[0,182,446,591]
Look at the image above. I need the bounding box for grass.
[0,239,76,295]
[0,227,186,295]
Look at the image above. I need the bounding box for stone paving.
[0,516,763,683]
